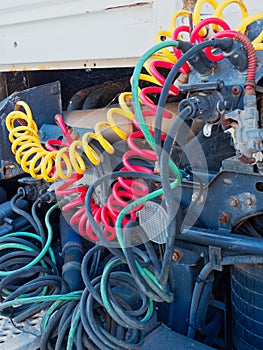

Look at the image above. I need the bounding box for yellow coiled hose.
[193,0,263,50]
[6,94,135,182]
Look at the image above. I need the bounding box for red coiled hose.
[57,129,157,243]
[139,35,191,118]
[190,17,231,61]
[172,25,191,73]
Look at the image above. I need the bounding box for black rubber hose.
[0,266,54,293]
[187,255,263,339]
[85,171,162,250]
[82,282,142,350]
[81,288,116,350]
[154,39,216,152]
[55,301,78,350]
[31,198,47,245]
[125,221,161,274]
[4,276,69,302]
[40,302,71,350]
[158,107,192,286]
[10,192,39,234]
[102,269,157,330]
[77,310,100,350]
[81,245,106,304]
[123,223,164,302]
[14,301,56,323]
[195,272,215,332]
[0,236,41,252]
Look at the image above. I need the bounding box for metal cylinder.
[231,264,263,349]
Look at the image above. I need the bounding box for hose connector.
[177,40,215,76]
[211,37,235,52]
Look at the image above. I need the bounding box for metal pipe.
[179,228,263,255]
[63,103,178,142]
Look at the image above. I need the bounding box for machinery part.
[60,216,83,292]
[231,264,263,350]
[138,201,169,244]
[142,325,214,350]
[67,77,131,110]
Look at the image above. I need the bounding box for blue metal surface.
[167,248,203,335]
[142,326,214,350]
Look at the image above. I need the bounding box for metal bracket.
[209,246,222,271]
[203,123,213,137]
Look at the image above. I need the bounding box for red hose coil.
[190,17,231,61]
[56,130,157,242]
[172,25,191,73]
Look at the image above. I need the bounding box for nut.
[172,249,183,261]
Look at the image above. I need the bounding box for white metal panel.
[0,0,155,25]
[0,0,183,71]
[0,0,261,71]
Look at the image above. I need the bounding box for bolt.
[172,249,183,261]
[246,195,256,207]
[232,86,241,96]
[50,85,59,95]
[219,212,229,223]
[230,197,240,208]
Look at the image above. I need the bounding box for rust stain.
[9,65,50,72]
[104,2,151,11]
[182,0,197,12]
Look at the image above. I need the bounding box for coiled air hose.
[5,93,135,181]
[58,128,157,242]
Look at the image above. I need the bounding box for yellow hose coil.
[193,0,263,49]
[6,95,135,182]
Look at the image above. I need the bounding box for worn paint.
[182,0,198,12]
[104,2,152,11]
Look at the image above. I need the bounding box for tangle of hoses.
[2,3,262,350]
[72,33,260,349]
[6,21,260,245]
[131,34,257,277]
[57,128,158,242]
[39,243,158,350]
[55,3,262,243]
[0,202,72,322]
